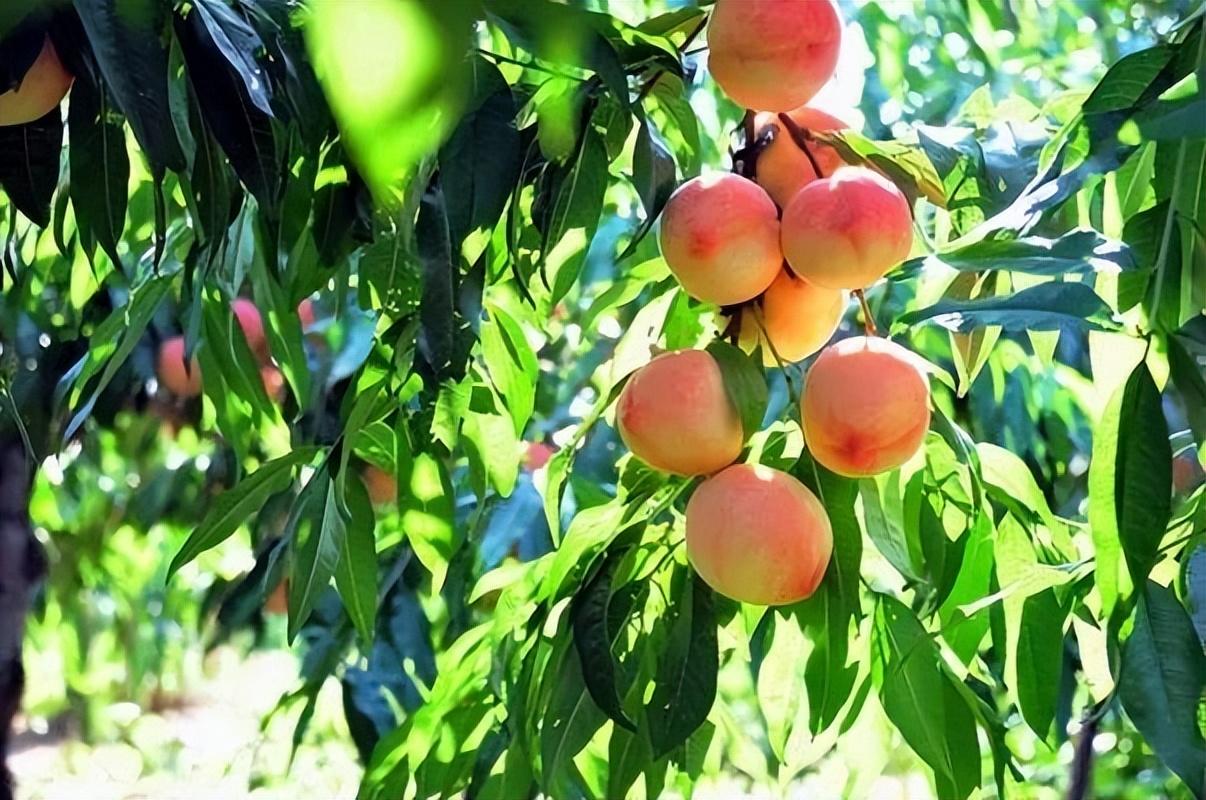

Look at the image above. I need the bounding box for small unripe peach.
[157,336,202,398]
[801,336,930,477]
[260,365,285,402]
[617,350,744,476]
[753,106,849,208]
[232,298,267,358]
[706,0,842,112]
[781,166,913,290]
[363,465,397,507]
[686,463,832,605]
[659,173,782,306]
[739,270,845,365]
[0,38,73,126]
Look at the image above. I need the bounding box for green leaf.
[440,56,521,258]
[978,443,1068,552]
[417,190,460,379]
[480,303,538,437]
[811,129,945,207]
[1170,334,1206,441]
[290,471,346,641]
[306,0,472,197]
[1082,44,1176,113]
[68,76,128,265]
[541,127,608,304]
[571,547,636,732]
[647,571,717,758]
[335,470,378,644]
[188,0,274,116]
[632,116,676,220]
[400,451,457,593]
[898,281,1119,333]
[915,230,1136,277]
[540,642,607,799]
[646,74,700,178]
[0,107,61,226]
[705,340,767,440]
[168,447,318,579]
[74,0,186,172]
[871,595,980,800]
[1119,581,1206,798]
[995,516,1065,744]
[359,231,423,317]
[1090,362,1172,616]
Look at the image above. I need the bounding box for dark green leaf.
[1119,581,1206,798]
[541,127,608,304]
[647,571,717,758]
[914,230,1135,277]
[74,0,185,172]
[705,340,767,440]
[540,643,607,799]
[416,189,459,380]
[1082,44,1176,113]
[632,117,676,219]
[898,281,1119,333]
[334,470,378,644]
[0,107,61,225]
[571,547,636,732]
[188,0,273,116]
[1114,364,1173,585]
[68,74,129,265]
[289,470,346,641]
[168,447,317,578]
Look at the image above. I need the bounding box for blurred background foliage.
[1,0,1203,797]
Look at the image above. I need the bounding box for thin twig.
[853,289,879,336]
[776,112,825,179]
[1066,700,1107,800]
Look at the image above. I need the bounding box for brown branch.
[775,112,825,179]
[1066,702,1107,800]
[853,289,879,336]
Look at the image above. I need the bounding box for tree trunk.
[0,439,43,800]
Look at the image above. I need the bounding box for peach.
[739,270,845,365]
[706,0,842,112]
[685,463,832,605]
[616,350,744,476]
[260,365,285,402]
[524,442,556,471]
[232,298,267,358]
[753,105,849,208]
[801,336,930,477]
[265,580,288,615]
[298,298,316,330]
[1173,451,1204,494]
[363,465,397,507]
[0,37,73,126]
[781,166,913,290]
[659,173,782,306]
[157,336,202,398]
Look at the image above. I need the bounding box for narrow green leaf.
[480,303,538,437]
[289,471,346,641]
[168,447,317,578]
[0,107,62,226]
[540,642,607,799]
[335,471,378,644]
[571,547,636,731]
[705,340,767,440]
[68,75,128,265]
[898,281,1120,333]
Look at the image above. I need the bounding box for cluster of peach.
[156,298,315,402]
[617,0,930,606]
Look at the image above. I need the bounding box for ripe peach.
[0,37,73,126]
[659,173,782,306]
[265,580,288,615]
[363,465,397,507]
[753,105,849,208]
[260,365,285,402]
[157,336,202,398]
[685,463,832,605]
[1173,450,1204,494]
[298,298,316,330]
[801,336,930,477]
[706,0,842,112]
[781,166,913,290]
[525,442,556,471]
[616,350,744,476]
[739,270,845,365]
[232,298,267,358]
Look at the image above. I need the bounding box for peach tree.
[0,0,1203,798]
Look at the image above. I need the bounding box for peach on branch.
[739,269,845,365]
[232,298,267,358]
[659,173,782,306]
[706,0,842,111]
[0,37,73,126]
[685,463,832,605]
[801,336,930,477]
[753,106,849,208]
[260,365,286,402]
[781,166,913,290]
[616,350,744,477]
[157,336,202,398]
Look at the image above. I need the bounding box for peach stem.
[853,288,879,336]
[775,112,825,179]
